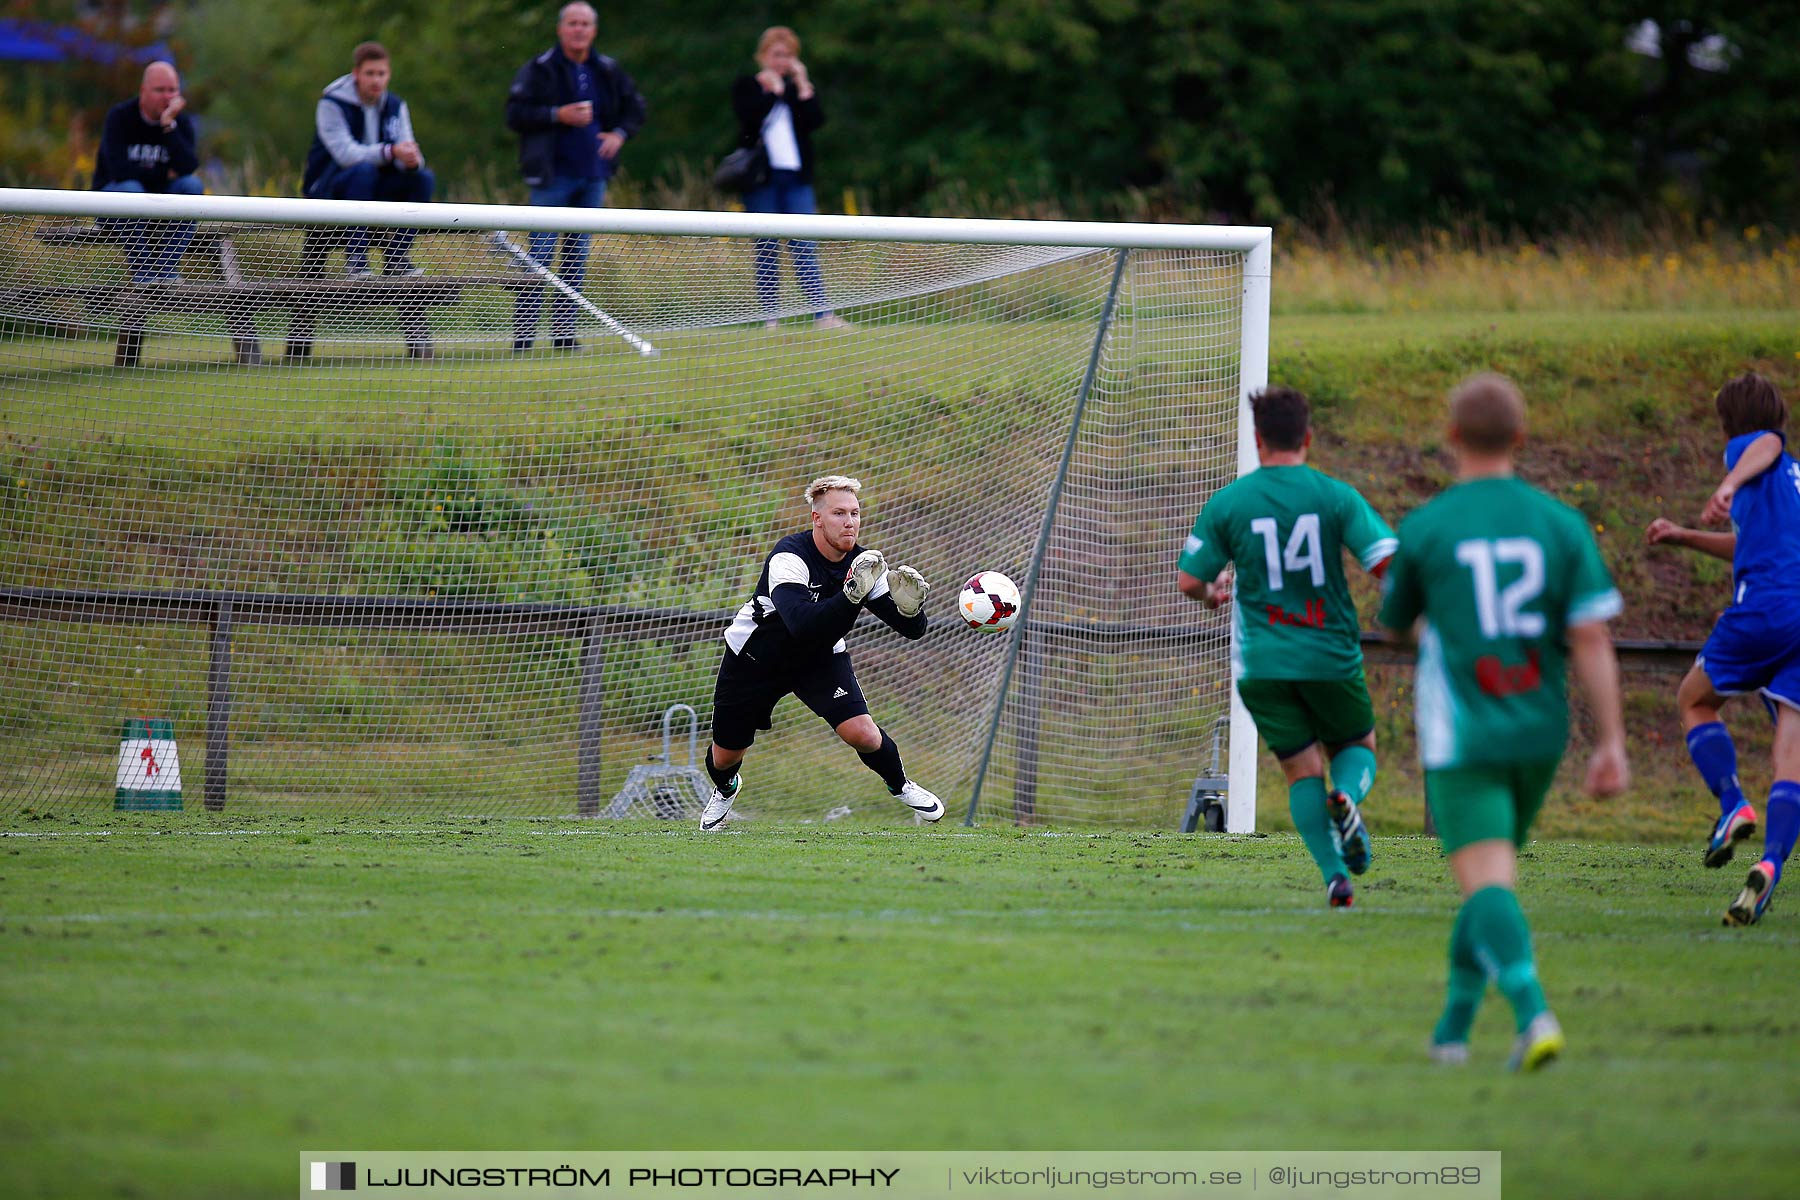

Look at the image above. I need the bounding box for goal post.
[1231,235,1272,834]
[0,187,1267,828]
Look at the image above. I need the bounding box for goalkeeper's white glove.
[888,564,930,616]
[842,549,887,605]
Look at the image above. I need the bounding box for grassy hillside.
[8,310,1786,631]
[1279,309,1797,640]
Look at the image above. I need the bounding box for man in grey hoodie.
[303,41,434,276]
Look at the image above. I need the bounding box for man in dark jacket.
[504,1,646,350]
[91,61,204,283]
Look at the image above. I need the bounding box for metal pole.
[486,232,659,358]
[1012,630,1044,824]
[576,614,606,817]
[964,248,1129,825]
[205,599,232,811]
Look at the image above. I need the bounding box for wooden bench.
[283,227,440,362]
[14,224,522,366]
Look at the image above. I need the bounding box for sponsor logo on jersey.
[1475,648,1543,697]
[832,686,849,699]
[1265,600,1327,629]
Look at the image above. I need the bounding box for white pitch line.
[0,904,1428,926]
[1,828,478,838]
[1,909,377,923]
[2,830,114,837]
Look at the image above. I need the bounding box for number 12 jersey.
[1377,476,1622,769]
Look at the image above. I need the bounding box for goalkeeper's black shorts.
[710,647,869,751]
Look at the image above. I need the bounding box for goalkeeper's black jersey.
[721,530,924,670]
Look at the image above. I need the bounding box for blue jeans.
[515,176,607,344]
[100,176,204,282]
[743,169,829,318]
[323,162,436,270]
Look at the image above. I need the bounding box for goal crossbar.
[0,187,1271,254]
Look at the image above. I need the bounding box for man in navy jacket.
[303,42,435,276]
[91,61,204,283]
[504,1,646,350]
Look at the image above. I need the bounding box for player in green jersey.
[1178,386,1397,907]
[1378,374,1628,1072]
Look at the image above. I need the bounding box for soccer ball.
[958,571,1022,633]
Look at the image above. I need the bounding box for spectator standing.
[505,1,647,351]
[731,26,848,329]
[303,42,435,277]
[91,61,204,283]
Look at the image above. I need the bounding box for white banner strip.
[299,1151,1500,1199]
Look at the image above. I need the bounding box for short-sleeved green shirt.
[1179,464,1396,681]
[1377,475,1622,770]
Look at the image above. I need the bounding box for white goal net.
[0,190,1267,828]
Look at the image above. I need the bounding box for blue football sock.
[1762,782,1800,884]
[1685,722,1746,817]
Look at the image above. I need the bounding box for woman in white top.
[730,26,848,329]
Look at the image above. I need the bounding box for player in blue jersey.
[699,474,944,830]
[1646,373,1800,925]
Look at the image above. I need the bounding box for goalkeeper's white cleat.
[894,779,945,824]
[888,565,931,616]
[699,775,740,831]
[843,549,887,605]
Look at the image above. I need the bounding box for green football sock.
[1465,885,1547,1032]
[1288,775,1346,882]
[1330,745,1378,807]
[1433,900,1487,1045]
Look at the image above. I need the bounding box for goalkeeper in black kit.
[700,474,943,829]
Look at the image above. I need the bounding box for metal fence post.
[205,599,232,811]
[1012,626,1043,825]
[576,614,605,816]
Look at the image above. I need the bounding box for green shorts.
[1236,675,1376,760]
[1424,760,1560,854]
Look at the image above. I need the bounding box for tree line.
[20,0,1800,229]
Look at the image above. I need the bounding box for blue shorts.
[1699,602,1800,714]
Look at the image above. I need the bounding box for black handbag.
[713,144,770,193]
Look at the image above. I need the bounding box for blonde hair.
[1449,373,1527,453]
[757,25,800,59]
[805,474,861,509]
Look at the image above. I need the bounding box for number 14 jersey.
[1377,476,1622,769]
[1179,464,1396,682]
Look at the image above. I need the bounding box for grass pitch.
[3,814,1796,1199]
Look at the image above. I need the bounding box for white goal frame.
[0,187,1269,832]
